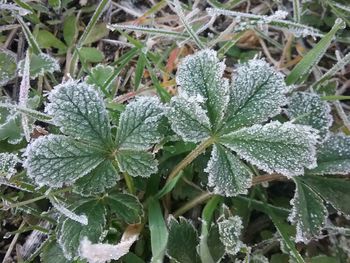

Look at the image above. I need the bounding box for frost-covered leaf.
[86,64,116,91]
[223,59,288,132]
[116,97,164,150]
[50,196,88,225]
[218,216,244,255]
[0,153,19,178]
[287,92,332,142]
[300,175,350,215]
[176,49,229,128]
[307,133,350,175]
[41,241,70,263]
[57,199,106,260]
[168,94,211,143]
[289,178,327,243]
[24,135,107,187]
[106,193,143,224]
[116,149,157,177]
[47,81,112,147]
[167,217,200,263]
[0,49,17,86]
[205,144,252,197]
[220,121,319,177]
[73,160,119,196]
[18,53,59,79]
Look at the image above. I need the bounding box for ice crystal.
[0,48,17,86]
[50,196,88,225]
[18,53,59,79]
[218,216,244,255]
[0,152,19,178]
[287,92,332,142]
[19,50,31,142]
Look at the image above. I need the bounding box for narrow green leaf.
[286,18,346,85]
[289,178,327,243]
[116,150,157,178]
[47,81,112,147]
[0,49,17,86]
[205,144,252,197]
[135,54,146,90]
[116,96,164,150]
[79,47,104,63]
[36,30,67,54]
[287,92,332,141]
[220,121,319,177]
[307,133,350,175]
[57,199,106,260]
[106,193,143,224]
[155,171,183,199]
[167,217,200,263]
[148,198,168,263]
[84,23,109,45]
[63,15,77,46]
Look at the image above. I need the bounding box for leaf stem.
[123,172,136,195]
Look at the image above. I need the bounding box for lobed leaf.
[307,133,350,175]
[86,64,115,91]
[24,135,107,187]
[219,121,319,177]
[40,241,70,263]
[18,53,59,79]
[168,94,211,143]
[47,81,112,147]
[223,59,288,132]
[57,199,106,260]
[176,49,229,128]
[289,178,327,243]
[116,149,157,178]
[287,92,332,142]
[116,96,164,150]
[206,144,252,197]
[167,217,200,263]
[217,216,244,255]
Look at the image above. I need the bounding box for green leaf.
[84,23,109,45]
[41,241,70,263]
[24,135,107,187]
[168,94,211,143]
[287,92,332,142]
[289,178,327,243]
[148,198,168,263]
[300,175,350,215]
[36,30,67,54]
[63,15,77,46]
[307,133,350,175]
[73,160,119,196]
[18,53,59,79]
[218,216,244,255]
[286,18,346,85]
[135,54,146,90]
[86,64,115,91]
[176,49,229,128]
[48,0,61,9]
[220,121,319,177]
[106,193,143,224]
[116,149,157,177]
[47,81,112,147]
[116,96,164,150]
[205,144,252,197]
[206,225,225,263]
[0,49,17,86]
[0,103,22,144]
[57,199,106,260]
[223,59,287,132]
[79,47,104,63]
[167,217,200,263]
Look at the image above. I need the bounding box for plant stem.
[123,172,136,194]
[173,174,287,217]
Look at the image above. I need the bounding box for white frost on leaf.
[0,153,20,178]
[220,121,319,177]
[168,94,211,143]
[79,225,141,263]
[18,53,59,79]
[50,196,88,225]
[19,50,31,142]
[218,216,244,255]
[0,48,17,86]
[206,144,252,197]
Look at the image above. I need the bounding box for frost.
[206,144,252,196]
[220,121,319,177]
[18,53,59,79]
[218,216,244,255]
[225,59,288,131]
[86,64,115,91]
[79,225,141,263]
[116,96,164,150]
[116,149,157,177]
[287,92,332,142]
[0,153,19,178]
[24,135,106,187]
[50,196,88,225]
[0,3,32,16]
[176,49,229,128]
[19,50,31,142]
[288,178,327,243]
[46,80,112,146]
[168,94,211,143]
[0,48,17,86]
[308,133,350,175]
